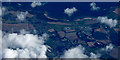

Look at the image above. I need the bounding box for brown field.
[2,23,35,33]
[47,22,71,25]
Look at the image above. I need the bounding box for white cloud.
[3,49,18,58]
[31,1,42,8]
[0,7,6,16]
[20,29,30,34]
[90,52,100,58]
[61,45,88,58]
[18,3,22,6]
[105,44,114,51]
[0,7,2,16]
[90,2,100,11]
[0,30,2,60]
[101,44,114,51]
[0,21,2,60]
[5,0,11,2]
[64,7,77,16]
[61,45,100,58]
[97,16,118,28]
[1,30,49,58]
[17,11,28,21]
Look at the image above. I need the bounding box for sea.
[2,2,118,20]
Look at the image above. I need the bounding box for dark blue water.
[3,2,118,20]
[44,2,118,20]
